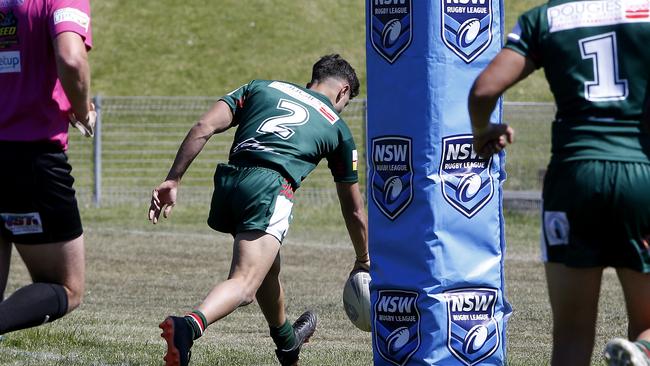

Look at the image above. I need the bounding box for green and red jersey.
[219,80,358,189]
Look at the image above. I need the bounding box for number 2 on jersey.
[579,31,628,102]
[257,99,309,140]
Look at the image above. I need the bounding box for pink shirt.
[0,0,92,150]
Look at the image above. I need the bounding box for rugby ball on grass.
[342,270,371,332]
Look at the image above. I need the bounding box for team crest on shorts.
[371,136,413,220]
[441,0,493,63]
[369,0,413,64]
[374,290,420,366]
[439,135,494,218]
[444,288,500,366]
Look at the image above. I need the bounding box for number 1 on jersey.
[579,31,628,102]
[258,99,309,140]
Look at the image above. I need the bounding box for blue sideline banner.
[366,0,509,365]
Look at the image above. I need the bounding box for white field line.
[84,227,352,249]
[84,227,539,262]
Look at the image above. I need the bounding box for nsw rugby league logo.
[374,290,420,366]
[444,288,500,366]
[439,135,494,218]
[369,0,413,64]
[441,0,493,63]
[371,136,413,220]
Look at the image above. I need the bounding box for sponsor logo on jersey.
[268,81,340,124]
[543,211,570,246]
[444,288,500,366]
[1,212,43,235]
[0,0,24,8]
[0,11,18,49]
[548,0,650,33]
[371,136,413,220]
[0,50,19,73]
[369,0,413,64]
[53,7,90,32]
[374,290,420,366]
[439,135,494,218]
[441,0,493,63]
[352,149,358,171]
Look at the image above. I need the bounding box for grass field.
[0,206,629,366]
[2,1,621,365]
[89,0,552,102]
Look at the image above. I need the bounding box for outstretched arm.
[336,182,369,272]
[149,100,234,223]
[54,31,95,134]
[469,48,536,157]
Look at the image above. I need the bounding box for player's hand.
[69,103,97,138]
[472,123,514,158]
[352,258,370,275]
[149,180,178,224]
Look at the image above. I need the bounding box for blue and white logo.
[439,135,494,218]
[444,288,500,366]
[374,290,420,366]
[441,0,493,63]
[369,0,413,64]
[371,136,413,220]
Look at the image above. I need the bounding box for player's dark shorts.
[207,164,294,243]
[541,160,650,272]
[0,141,83,244]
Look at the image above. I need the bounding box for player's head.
[308,54,360,113]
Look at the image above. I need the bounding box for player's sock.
[0,282,68,334]
[184,310,207,340]
[270,320,297,350]
[636,340,650,358]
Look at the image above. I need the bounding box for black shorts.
[0,141,83,244]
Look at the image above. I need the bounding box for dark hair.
[309,54,360,99]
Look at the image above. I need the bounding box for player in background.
[149,54,369,366]
[468,2,650,366]
[0,0,94,336]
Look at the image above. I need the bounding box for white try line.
[84,227,353,249]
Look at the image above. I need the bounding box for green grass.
[0,208,629,366]
[89,0,552,102]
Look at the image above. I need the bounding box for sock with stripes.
[184,310,208,340]
[636,340,650,357]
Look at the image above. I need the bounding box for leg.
[545,262,603,366]
[0,235,84,334]
[616,268,650,341]
[159,231,280,366]
[197,231,281,323]
[0,237,11,300]
[256,252,285,327]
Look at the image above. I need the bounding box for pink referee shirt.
[0,0,92,150]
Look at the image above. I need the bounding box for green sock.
[270,320,296,350]
[184,310,208,340]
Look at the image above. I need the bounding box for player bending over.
[149,54,369,366]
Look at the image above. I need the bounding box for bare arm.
[469,48,536,157]
[54,32,91,121]
[336,182,369,272]
[148,100,234,223]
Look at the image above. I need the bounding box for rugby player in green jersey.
[468,2,650,365]
[148,54,369,366]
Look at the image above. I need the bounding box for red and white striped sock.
[185,310,208,340]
